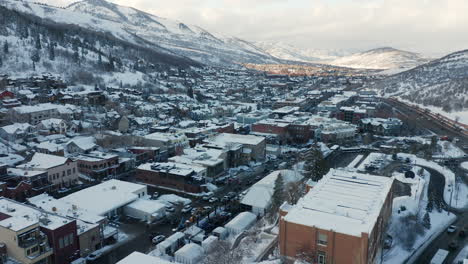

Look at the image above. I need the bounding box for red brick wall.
[136,169,204,193]
[41,220,79,264]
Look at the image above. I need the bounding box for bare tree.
[203,241,243,264]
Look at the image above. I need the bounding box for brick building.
[279,169,394,264]
[75,151,119,180]
[136,162,206,193]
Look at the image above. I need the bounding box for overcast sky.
[110,0,468,56]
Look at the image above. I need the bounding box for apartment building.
[0,198,79,264]
[75,151,119,180]
[9,104,60,125]
[279,169,394,264]
[17,153,79,189]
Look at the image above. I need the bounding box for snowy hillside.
[0,2,201,89]
[255,41,352,63]
[2,0,280,66]
[328,47,431,70]
[375,49,468,112]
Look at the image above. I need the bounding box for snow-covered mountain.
[375,49,468,112]
[1,0,280,66]
[328,47,431,70]
[254,41,352,63]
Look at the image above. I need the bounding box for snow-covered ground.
[398,153,456,207]
[383,166,456,263]
[461,161,468,171]
[453,180,468,209]
[453,244,468,263]
[433,141,466,159]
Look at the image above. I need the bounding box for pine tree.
[3,41,8,54]
[303,145,329,181]
[269,173,285,219]
[31,49,40,63]
[422,212,431,229]
[0,56,3,68]
[35,34,42,50]
[73,50,79,63]
[187,86,194,98]
[48,43,55,61]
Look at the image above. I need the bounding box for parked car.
[152,235,166,244]
[86,252,102,261]
[181,205,192,213]
[209,197,219,203]
[448,241,459,250]
[151,192,159,199]
[227,192,236,198]
[447,225,457,233]
[458,228,466,237]
[165,205,175,213]
[221,196,229,203]
[203,206,212,212]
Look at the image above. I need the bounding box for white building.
[60,179,147,218]
[123,199,166,223]
[224,212,257,236]
[174,243,204,264]
[241,170,303,216]
[116,252,175,264]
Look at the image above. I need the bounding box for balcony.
[26,243,53,260]
[18,232,46,249]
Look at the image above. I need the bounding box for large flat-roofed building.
[60,179,147,219]
[279,169,394,264]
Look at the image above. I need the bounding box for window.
[317,233,328,246]
[59,238,64,249]
[318,251,326,264]
[73,168,76,173]
[68,234,74,245]
[62,171,65,177]
[64,235,69,247]
[67,169,71,176]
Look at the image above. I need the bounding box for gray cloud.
[110,0,468,56]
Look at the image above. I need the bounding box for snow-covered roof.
[241,170,303,209]
[225,212,257,232]
[175,243,203,261]
[12,103,58,114]
[283,168,394,237]
[0,198,73,232]
[124,199,165,214]
[36,141,64,152]
[210,133,265,146]
[0,123,31,134]
[60,180,146,216]
[66,136,97,151]
[18,152,71,169]
[7,168,46,178]
[116,252,173,264]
